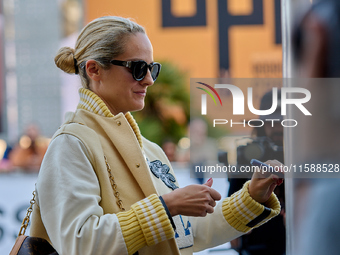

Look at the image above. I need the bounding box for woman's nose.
[141,69,154,86]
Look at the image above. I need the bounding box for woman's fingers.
[254,160,284,179]
[249,160,284,203]
[162,180,221,217]
[203,178,222,200]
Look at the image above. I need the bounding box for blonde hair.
[54,16,145,88]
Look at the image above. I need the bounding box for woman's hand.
[248,160,284,204]
[161,178,221,217]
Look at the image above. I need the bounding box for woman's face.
[91,32,155,115]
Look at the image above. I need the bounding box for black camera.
[237,136,284,166]
[218,150,229,166]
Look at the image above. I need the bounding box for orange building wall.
[85,0,282,79]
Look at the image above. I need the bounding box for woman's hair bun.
[54,47,77,74]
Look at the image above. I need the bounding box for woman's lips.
[134,90,146,96]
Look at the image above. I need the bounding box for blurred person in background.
[228,89,286,255]
[190,118,219,184]
[291,0,340,254]
[8,124,49,172]
[293,0,340,78]
[30,16,283,255]
[161,139,178,162]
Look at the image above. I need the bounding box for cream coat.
[31,109,266,255]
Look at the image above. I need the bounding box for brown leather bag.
[10,235,58,255]
[9,191,59,255]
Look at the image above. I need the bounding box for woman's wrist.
[159,196,176,230]
[160,192,178,216]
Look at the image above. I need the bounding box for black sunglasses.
[110,60,161,81]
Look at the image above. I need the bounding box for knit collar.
[77,88,143,149]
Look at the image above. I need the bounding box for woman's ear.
[86,60,101,81]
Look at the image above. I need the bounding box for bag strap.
[104,155,125,211]
[18,155,125,236]
[18,191,36,236]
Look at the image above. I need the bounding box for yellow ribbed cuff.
[117,194,175,254]
[222,180,281,233]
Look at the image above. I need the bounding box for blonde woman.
[30,16,282,255]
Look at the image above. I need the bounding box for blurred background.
[0,0,283,164]
[0,0,320,254]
